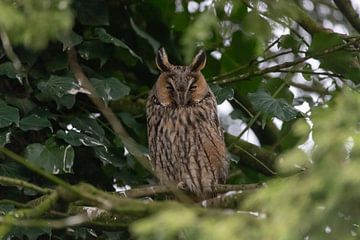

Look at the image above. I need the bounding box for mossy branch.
[0,176,52,194]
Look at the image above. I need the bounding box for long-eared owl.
[146,48,228,196]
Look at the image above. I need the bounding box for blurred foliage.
[0,0,359,239]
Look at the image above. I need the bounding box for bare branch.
[334,0,360,33]
[66,48,153,173]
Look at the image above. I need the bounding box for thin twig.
[0,29,22,70]
[0,176,53,194]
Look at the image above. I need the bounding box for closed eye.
[166,85,174,90]
[190,84,197,90]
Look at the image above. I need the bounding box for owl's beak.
[175,94,189,106]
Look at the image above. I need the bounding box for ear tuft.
[190,50,206,72]
[156,47,171,72]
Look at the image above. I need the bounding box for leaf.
[95,28,142,62]
[57,31,83,51]
[130,18,160,52]
[209,84,234,104]
[93,146,123,167]
[118,112,143,137]
[24,143,74,174]
[71,117,105,141]
[0,62,17,78]
[90,77,131,102]
[78,41,111,67]
[6,227,51,240]
[249,89,299,121]
[278,34,301,52]
[19,113,51,131]
[309,32,343,53]
[37,75,80,98]
[242,11,271,40]
[230,109,249,121]
[0,103,19,128]
[0,128,11,146]
[74,0,109,26]
[56,130,106,147]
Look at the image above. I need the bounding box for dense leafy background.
[0,0,360,239]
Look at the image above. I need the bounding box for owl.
[146,48,228,197]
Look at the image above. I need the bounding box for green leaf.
[309,32,343,53]
[71,117,105,141]
[130,18,160,52]
[24,143,74,174]
[37,75,79,98]
[95,28,142,62]
[93,146,123,167]
[0,62,17,79]
[56,130,107,147]
[0,128,11,146]
[230,109,249,121]
[19,113,51,131]
[90,77,131,102]
[0,103,19,128]
[278,34,301,52]
[242,11,271,40]
[209,84,234,104]
[74,0,109,26]
[249,89,299,121]
[57,31,83,51]
[78,41,111,67]
[118,112,143,137]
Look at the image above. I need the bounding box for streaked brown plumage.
[146,48,228,196]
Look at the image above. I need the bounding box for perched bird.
[146,48,228,197]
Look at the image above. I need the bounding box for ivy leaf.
[130,18,160,52]
[56,130,107,147]
[78,41,111,67]
[0,62,17,79]
[90,77,131,102]
[95,28,142,62]
[24,143,74,174]
[0,103,19,128]
[57,31,83,51]
[37,75,79,98]
[209,84,234,104]
[71,117,105,141]
[249,89,299,121]
[19,113,51,131]
[0,128,11,146]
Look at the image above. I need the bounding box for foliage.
[0,0,359,239]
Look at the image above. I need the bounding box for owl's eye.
[166,84,174,91]
[189,84,197,91]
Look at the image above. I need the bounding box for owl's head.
[154,48,209,107]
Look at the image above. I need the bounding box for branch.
[0,176,52,194]
[261,0,331,35]
[0,191,59,238]
[0,29,22,70]
[334,0,360,33]
[66,48,153,173]
[213,38,359,85]
[117,183,262,198]
[225,134,277,175]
